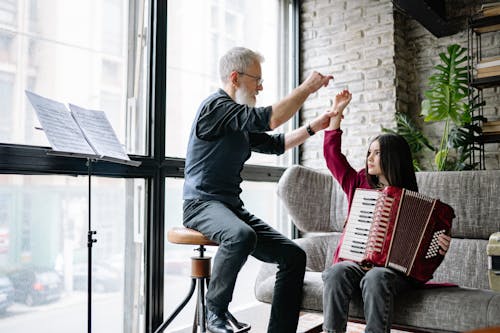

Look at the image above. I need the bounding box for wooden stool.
[154,227,250,333]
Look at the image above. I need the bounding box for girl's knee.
[360,268,392,292]
[322,262,350,282]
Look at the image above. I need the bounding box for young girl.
[322,90,451,333]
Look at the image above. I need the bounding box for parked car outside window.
[7,267,62,306]
[0,274,14,313]
[72,262,122,293]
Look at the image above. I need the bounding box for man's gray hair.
[219,47,264,83]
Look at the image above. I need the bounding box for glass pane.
[0,0,148,156]
[0,175,145,333]
[164,178,286,331]
[166,0,292,166]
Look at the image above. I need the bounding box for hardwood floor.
[168,302,412,333]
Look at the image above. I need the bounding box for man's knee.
[228,227,257,253]
[293,245,306,268]
[283,243,306,266]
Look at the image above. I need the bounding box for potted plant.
[420,44,483,171]
[383,44,483,171]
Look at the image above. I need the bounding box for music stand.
[26,91,141,333]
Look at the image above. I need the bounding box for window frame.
[0,0,300,332]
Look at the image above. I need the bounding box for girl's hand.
[330,89,352,115]
[438,234,451,256]
[327,89,352,130]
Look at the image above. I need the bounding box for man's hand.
[301,71,334,94]
[270,71,333,129]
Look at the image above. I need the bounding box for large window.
[0,175,145,333]
[0,1,298,332]
[0,1,148,332]
[0,0,147,154]
[163,0,296,331]
[165,0,294,166]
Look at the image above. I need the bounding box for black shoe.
[225,311,251,331]
[206,309,234,333]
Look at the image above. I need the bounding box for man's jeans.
[183,199,306,333]
[322,261,420,333]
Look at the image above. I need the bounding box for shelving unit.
[467,9,500,169]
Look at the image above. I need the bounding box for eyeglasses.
[237,72,264,86]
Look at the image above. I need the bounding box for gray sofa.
[255,165,500,332]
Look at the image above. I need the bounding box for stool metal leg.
[154,278,196,333]
[196,277,207,332]
[192,291,199,333]
[155,245,212,333]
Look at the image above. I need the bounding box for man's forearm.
[269,71,333,130]
[269,85,310,130]
[284,126,306,150]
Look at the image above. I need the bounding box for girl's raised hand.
[332,89,352,114]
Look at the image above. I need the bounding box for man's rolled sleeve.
[249,132,285,155]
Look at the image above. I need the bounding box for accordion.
[339,186,455,282]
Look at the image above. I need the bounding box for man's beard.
[235,86,256,107]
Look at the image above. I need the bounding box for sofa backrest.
[416,170,500,239]
[277,165,345,233]
[278,165,500,240]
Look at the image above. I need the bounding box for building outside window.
[0,1,147,332]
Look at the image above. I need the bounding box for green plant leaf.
[435,149,448,171]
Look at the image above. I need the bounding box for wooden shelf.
[470,75,500,89]
[468,10,500,167]
[470,14,500,33]
[477,133,500,144]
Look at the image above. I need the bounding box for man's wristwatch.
[306,124,315,136]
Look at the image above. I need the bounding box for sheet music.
[69,104,130,162]
[26,90,141,166]
[25,91,96,156]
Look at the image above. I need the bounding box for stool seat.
[167,227,217,246]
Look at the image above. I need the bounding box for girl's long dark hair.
[366,134,418,192]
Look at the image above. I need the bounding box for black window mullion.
[146,0,167,332]
[0,144,155,178]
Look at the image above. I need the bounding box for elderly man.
[183,46,334,333]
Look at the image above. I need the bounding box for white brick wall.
[300,0,396,171]
[300,0,500,170]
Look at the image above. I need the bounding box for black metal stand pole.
[87,159,97,333]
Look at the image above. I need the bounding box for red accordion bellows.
[339,186,455,282]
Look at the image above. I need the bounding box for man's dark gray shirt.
[183,89,285,208]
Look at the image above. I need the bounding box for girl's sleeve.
[323,129,361,195]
